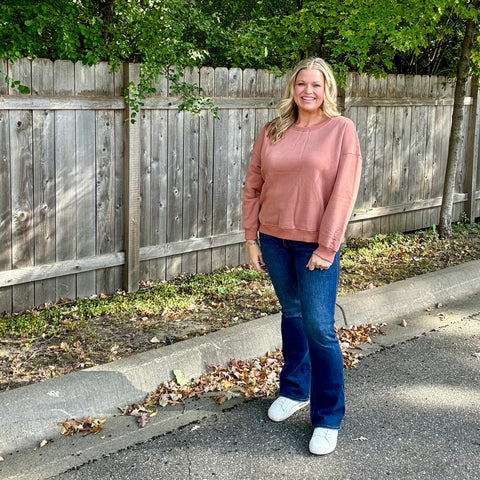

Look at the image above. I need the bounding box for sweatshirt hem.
[259,225,318,244]
[258,226,338,263]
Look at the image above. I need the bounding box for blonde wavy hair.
[267,58,340,144]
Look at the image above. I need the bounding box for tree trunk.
[438,15,478,238]
[99,0,116,47]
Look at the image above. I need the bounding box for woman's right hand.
[246,241,267,272]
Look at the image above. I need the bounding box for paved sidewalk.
[1,260,480,479]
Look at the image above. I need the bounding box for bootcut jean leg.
[259,233,344,429]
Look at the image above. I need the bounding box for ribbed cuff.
[313,244,337,263]
[244,229,258,241]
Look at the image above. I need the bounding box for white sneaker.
[267,396,310,422]
[309,427,338,455]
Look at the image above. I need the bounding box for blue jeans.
[259,233,344,429]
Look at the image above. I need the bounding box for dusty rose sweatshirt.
[243,116,362,263]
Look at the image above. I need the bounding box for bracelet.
[246,240,258,247]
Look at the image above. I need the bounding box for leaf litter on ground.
[121,324,384,427]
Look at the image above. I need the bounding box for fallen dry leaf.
[211,394,227,405]
[173,369,190,386]
[119,403,157,426]
[137,413,148,428]
[211,390,241,405]
[58,417,106,436]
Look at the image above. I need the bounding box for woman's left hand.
[306,253,332,271]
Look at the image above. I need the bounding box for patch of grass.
[0,266,271,339]
[339,221,480,294]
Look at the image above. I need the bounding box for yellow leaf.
[174,369,190,386]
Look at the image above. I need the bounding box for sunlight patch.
[393,384,480,410]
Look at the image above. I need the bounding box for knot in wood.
[16,210,29,223]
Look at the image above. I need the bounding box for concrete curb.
[1,259,480,456]
[336,259,480,326]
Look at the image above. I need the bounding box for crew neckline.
[291,116,336,131]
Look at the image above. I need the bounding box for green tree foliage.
[197,0,479,80]
[0,0,106,65]
[1,0,479,91]
[0,0,222,114]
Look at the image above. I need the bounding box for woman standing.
[242,58,362,455]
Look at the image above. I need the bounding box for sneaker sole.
[309,444,337,455]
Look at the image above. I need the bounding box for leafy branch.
[1,72,30,94]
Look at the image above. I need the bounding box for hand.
[246,241,267,272]
[306,253,332,271]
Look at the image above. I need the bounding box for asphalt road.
[50,314,480,480]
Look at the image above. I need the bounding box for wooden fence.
[0,59,479,313]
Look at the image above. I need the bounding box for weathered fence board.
[33,59,56,309]
[182,67,201,273]
[10,109,34,312]
[197,67,215,273]
[75,62,96,299]
[225,67,243,267]
[465,77,480,222]
[212,67,229,271]
[0,59,11,312]
[371,76,388,237]
[54,60,77,303]
[33,108,55,305]
[166,83,184,277]
[0,59,479,313]
[150,107,168,280]
[143,62,167,281]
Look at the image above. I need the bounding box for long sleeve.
[315,120,362,262]
[242,128,266,240]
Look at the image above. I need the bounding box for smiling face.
[293,68,326,115]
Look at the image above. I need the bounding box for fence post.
[123,63,141,292]
[465,76,479,223]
